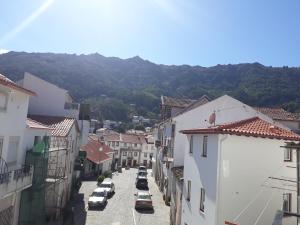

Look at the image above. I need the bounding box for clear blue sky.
[0,0,300,66]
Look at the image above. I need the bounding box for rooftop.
[174,95,210,117]
[181,117,300,141]
[28,115,78,137]
[255,107,299,121]
[161,96,195,108]
[26,118,52,130]
[0,73,36,96]
[81,138,113,164]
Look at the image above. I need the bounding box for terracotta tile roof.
[161,96,195,108]
[103,133,121,142]
[28,115,78,137]
[26,118,52,130]
[81,139,113,164]
[181,117,300,141]
[171,166,184,181]
[255,107,299,121]
[0,73,36,96]
[121,133,146,144]
[174,95,210,117]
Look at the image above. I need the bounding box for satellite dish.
[209,112,216,125]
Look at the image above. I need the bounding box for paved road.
[73,168,170,225]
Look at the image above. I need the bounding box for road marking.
[132,208,137,225]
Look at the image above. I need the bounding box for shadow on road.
[135,208,155,214]
[73,193,87,225]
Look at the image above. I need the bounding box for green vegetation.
[97,175,105,184]
[1,52,300,124]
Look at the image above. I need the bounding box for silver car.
[88,188,107,209]
[98,178,115,196]
[134,191,153,210]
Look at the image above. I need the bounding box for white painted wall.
[19,72,79,119]
[217,135,297,225]
[181,134,219,225]
[181,133,297,225]
[172,95,282,167]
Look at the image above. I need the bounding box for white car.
[98,178,115,196]
[88,188,107,209]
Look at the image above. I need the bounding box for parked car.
[138,165,147,172]
[134,191,153,210]
[98,178,115,196]
[137,171,147,178]
[136,176,148,189]
[88,188,107,209]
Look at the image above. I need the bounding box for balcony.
[0,165,33,199]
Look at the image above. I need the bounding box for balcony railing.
[0,165,33,198]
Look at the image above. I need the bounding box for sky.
[0,0,300,67]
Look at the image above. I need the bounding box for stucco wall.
[181,134,219,225]
[217,135,297,225]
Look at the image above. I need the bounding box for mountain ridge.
[0,51,299,123]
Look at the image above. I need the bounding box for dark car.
[136,176,148,189]
[137,171,147,178]
[138,166,147,172]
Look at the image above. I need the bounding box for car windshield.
[138,172,147,175]
[91,191,105,197]
[138,194,151,200]
[99,183,111,188]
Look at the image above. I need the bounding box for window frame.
[200,188,205,212]
[202,136,208,157]
[283,193,292,212]
[284,148,292,162]
[123,151,127,156]
[187,180,191,201]
[189,135,193,154]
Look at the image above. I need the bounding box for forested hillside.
[0,51,300,123]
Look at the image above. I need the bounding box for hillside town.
[0,70,299,225]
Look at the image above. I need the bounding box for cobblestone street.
[73,169,170,225]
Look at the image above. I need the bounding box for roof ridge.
[217,117,260,130]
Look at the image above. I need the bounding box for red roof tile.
[121,133,146,144]
[255,107,299,121]
[29,115,78,137]
[81,139,113,164]
[26,118,52,130]
[0,73,36,96]
[181,117,300,141]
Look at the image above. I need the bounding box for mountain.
[0,51,300,124]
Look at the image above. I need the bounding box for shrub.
[97,175,105,184]
[103,171,112,178]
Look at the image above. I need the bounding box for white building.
[80,137,114,177]
[180,117,299,225]
[0,74,37,225]
[17,72,90,146]
[28,115,80,220]
[103,133,155,168]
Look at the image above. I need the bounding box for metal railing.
[0,165,32,185]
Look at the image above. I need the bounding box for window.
[144,153,148,157]
[116,142,119,146]
[7,136,19,168]
[0,91,8,111]
[112,141,115,147]
[187,180,191,201]
[189,135,193,154]
[284,149,292,161]
[171,124,176,137]
[134,143,137,147]
[114,150,118,155]
[34,136,42,145]
[0,137,3,157]
[202,136,208,157]
[283,193,292,212]
[200,188,205,212]
[123,151,127,156]
[134,152,138,157]
[124,143,127,147]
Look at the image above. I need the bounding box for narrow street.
[73,168,170,225]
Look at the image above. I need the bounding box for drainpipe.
[216,134,229,225]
